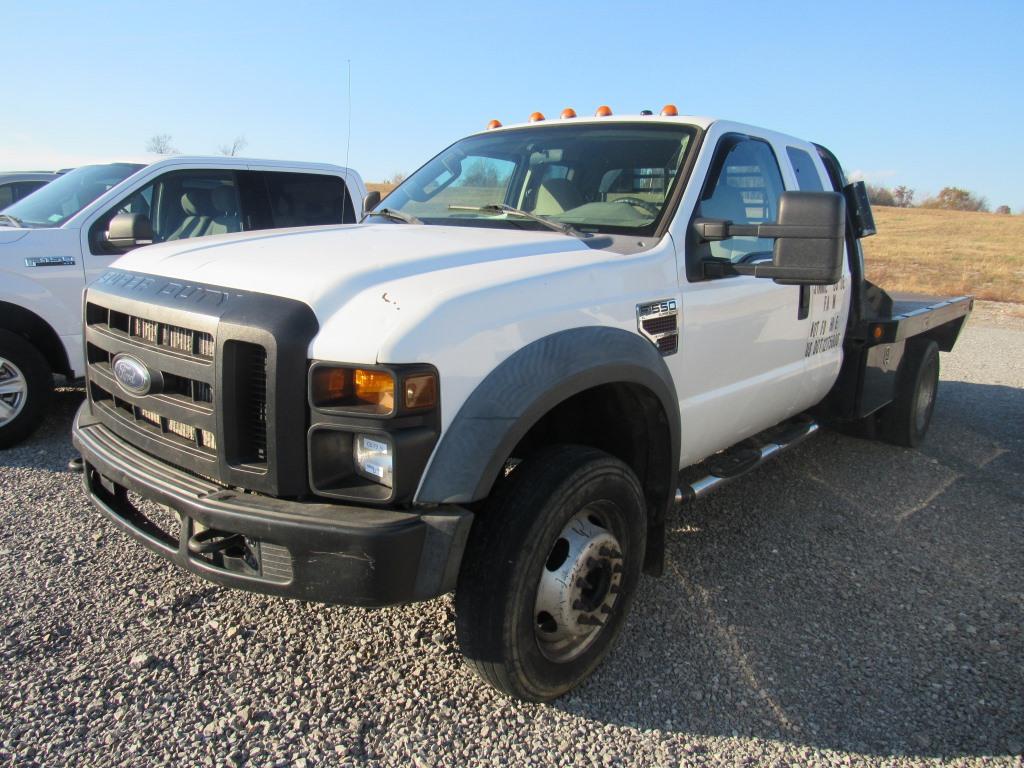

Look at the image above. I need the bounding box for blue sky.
[5,1,1023,209]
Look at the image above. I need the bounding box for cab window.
[91,170,241,253]
[698,136,785,263]
[264,172,356,227]
[786,147,824,192]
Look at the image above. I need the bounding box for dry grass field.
[365,183,1023,305]
[864,207,1024,304]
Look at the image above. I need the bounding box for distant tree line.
[145,133,249,157]
[866,183,1012,214]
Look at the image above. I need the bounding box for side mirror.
[695,191,845,285]
[843,180,876,238]
[106,213,154,251]
[766,191,845,285]
[363,190,381,215]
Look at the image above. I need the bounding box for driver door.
[672,132,811,465]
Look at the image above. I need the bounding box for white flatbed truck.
[71,108,970,700]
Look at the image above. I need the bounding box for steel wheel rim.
[915,359,937,433]
[0,357,28,427]
[534,505,624,663]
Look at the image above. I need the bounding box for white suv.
[0,156,365,446]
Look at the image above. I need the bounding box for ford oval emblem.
[112,354,152,395]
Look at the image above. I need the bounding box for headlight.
[312,366,395,415]
[354,434,393,488]
[311,365,438,415]
[307,361,440,504]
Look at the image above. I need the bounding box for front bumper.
[72,404,472,607]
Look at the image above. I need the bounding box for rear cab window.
[240,172,356,230]
[786,147,825,192]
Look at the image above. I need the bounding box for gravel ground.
[1,302,1021,767]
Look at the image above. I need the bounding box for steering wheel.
[612,197,661,216]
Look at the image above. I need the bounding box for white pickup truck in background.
[0,157,365,446]
[70,109,970,701]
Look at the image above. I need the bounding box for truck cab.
[71,109,969,701]
[0,156,365,446]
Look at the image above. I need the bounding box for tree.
[218,136,248,156]
[921,187,989,212]
[146,134,179,155]
[866,184,895,207]
[892,185,915,208]
[995,205,1011,215]
[387,172,405,186]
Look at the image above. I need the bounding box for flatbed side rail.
[858,295,973,349]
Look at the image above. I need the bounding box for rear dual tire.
[455,445,646,702]
[881,338,940,448]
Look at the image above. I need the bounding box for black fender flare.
[416,326,680,510]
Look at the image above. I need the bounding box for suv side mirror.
[106,213,154,251]
[363,190,381,215]
[694,191,845,285]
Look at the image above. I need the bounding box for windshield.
[380,123,696,236]
[3,163,144,228]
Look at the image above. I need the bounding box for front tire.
[0,330,52,449]
[455,445,646,701]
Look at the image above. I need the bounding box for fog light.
[354,434,393,488]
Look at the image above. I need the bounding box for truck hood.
[109,223,607,361]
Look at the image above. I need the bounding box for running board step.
[676,419,819,505]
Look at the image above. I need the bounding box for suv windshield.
[380,122,696,236]
[3,163,144,228]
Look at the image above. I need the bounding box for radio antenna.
[343,58,353,219]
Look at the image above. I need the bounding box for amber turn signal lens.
[529,111,545,122]
[404,373,438,410]
[560,108,577,119]
[487,119,502,129]
[872,325,884,339]
[595,105,613,117]
[354,369,395,411]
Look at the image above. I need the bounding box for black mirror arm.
[701,258,835,284]
[694,217,838,243]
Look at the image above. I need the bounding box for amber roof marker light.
[560,108,577,119]
[486,119,502,130]
[661,104,679,116]
[595,105,613,117]
[529,111,546,122]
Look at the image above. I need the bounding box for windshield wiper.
[0,213,23,227]
[448,204,585,238]
[362,208,423,225]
